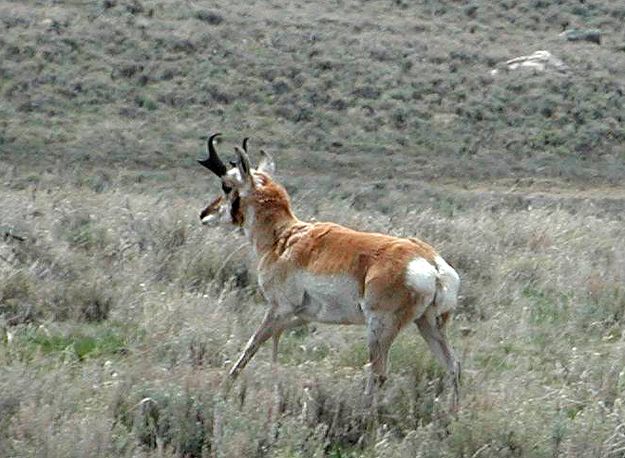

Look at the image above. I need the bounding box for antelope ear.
[234,146,253,186]
[258,149,275,175]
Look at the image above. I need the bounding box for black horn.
[198,133,227,177]
[242,137,249,153]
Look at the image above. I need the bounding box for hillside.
[1,1,625,457]
[2,0,625,182]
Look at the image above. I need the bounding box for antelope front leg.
[228,310,294,380]
[272,317,308,364]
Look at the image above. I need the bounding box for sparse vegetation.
[1,0,625,456]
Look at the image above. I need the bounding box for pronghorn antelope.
[198,134,461,406]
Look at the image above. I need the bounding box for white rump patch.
[406,256,460,319]
[432,255,460,315]
[405,258,438,296]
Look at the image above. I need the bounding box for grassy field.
[2,0,625,456]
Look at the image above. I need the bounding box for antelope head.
[198,134,276,229]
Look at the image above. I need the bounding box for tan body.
[258,221,451,324]
[199,140,461,405]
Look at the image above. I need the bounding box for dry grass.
[2,169,625,456]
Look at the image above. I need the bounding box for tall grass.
[2,166,625,456]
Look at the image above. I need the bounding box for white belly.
[293,272,366,325]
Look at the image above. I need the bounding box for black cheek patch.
[230,195,245,226]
